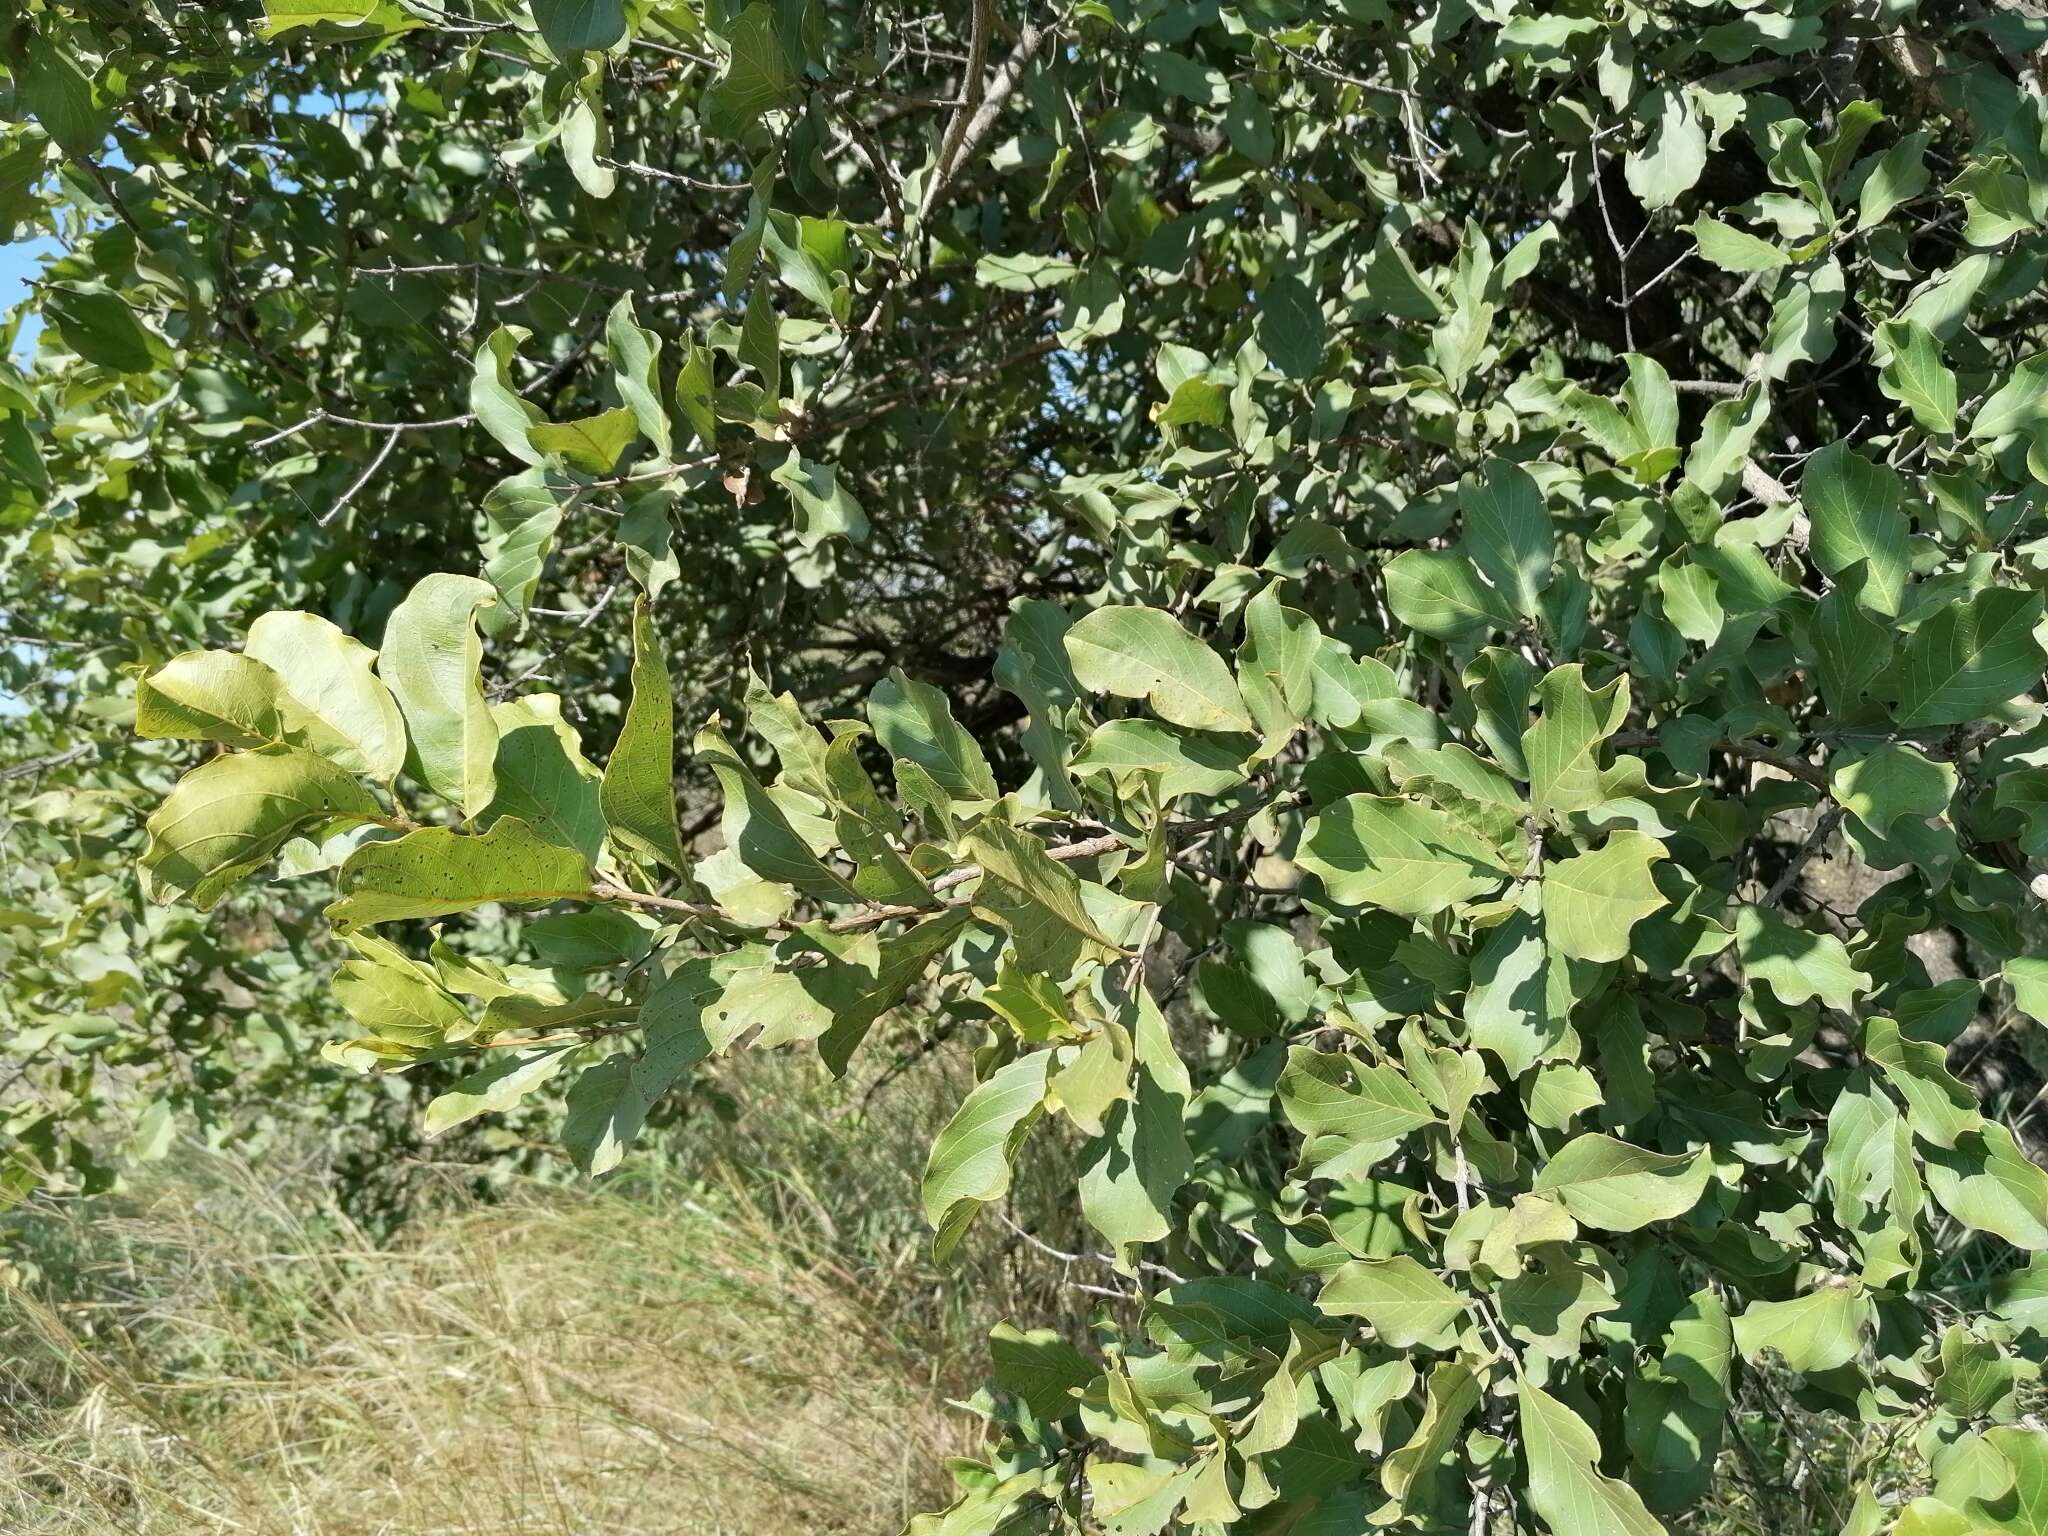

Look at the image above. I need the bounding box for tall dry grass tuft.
[0,1046,1056,1536]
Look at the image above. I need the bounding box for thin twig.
[1763,805,1845,905]
[0,743,95,781]
[590,881,725,922]
[320,430,400,527]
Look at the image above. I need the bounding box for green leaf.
[1832,742,1956,833]
[44,286,171,374]
[1625,1289,1732,1514]
[1993,1254,2048,1334]
[1883,587,2048,727]
[770,453,869,548]
[1277,1046,1437,1179]
[1501,1241,1618,1358]
[1076,987,1192,1267]
[1532,1133,1711,1231]
[818,910,972,1074]
[1467,901,1576,1079]
[1064,605,1257,734]
[531,0,625,57]
[704,5,798,139]
[140,746,380,910]
[1971,353,2048,442]
[425,1046,574,1136]
[964,821,1123,976]
[1878,319,1959,435]
[1383,549,1514,641]
[922,1051,1052,1260]
[1926,1125,2048,1249]
[1069,719,1249,801]
[379,573,500,819]
[478,469,567,630]
[487,693,605,862]
[870,669,999,803]
[1935,1324,2021,1419]
[673,334,717,449]
[1459,458,1554,619]
[1657,562,1722,645]
[1561,355,1681,480]
[1543,831,1669,963]
[136,651,290,749]
[1865,1015,1981,1148]
[605,293,670,459]
[600,599,687,872]
[1802,443,1911,617]
[529,407,638,474]
[1684,382,1770,496]
[1687,217,1788,273]
[18,48,111,157]
[1858,130,1930,228]
[1378,1360,1479,1515]
[1519,1378,1670,1536]
[1237,581,1320,743]
[260,0,418,34]
[1526,665,1630,818]
[1258,275,1325,379]
[1810,575,1893,714]
[2009,957,2048,1026]
[563,958,724,1173]
[333,931,471,1047]
[1732,1285,1871,1373]
[1056,265,1126,349]
[1735,904,1869,1012]
[1156,374,1229,430]
[1299,795,1515,917]
[989,1323,1096,1420]
[974,253,1082,293]
[1318,1256,1466,1349]
[1625,85,1706,211]
[696,721,858,905]
[1763,257,1845,380]
[245,610,408,781]
[470,327,545,466]
[327,817,593,926]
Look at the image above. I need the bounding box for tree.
[8,0,2048,1528]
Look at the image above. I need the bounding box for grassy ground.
[0,1049,1088,1536]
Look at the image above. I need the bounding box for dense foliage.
[12,0,2048,1529]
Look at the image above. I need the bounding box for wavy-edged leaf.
[1383,548,1514,640]
[1064,604,1257,734]
[1299,794,1514,916]
[1884,586,2048,727]
[141,745,380,910]
[136,651,289,749]
[1532,1133,1710,1231]
[246,610,408,781]
[378,573,500,818]
[327,816,592,926]
[1543,831,1669,963]
[1520,1378,1669,1536]
[601,598,688,872]
[1732,1285,1871,1373]
[922,1051,1053,1260]
[1318,1256,1466,1349]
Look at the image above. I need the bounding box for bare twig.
[918,19,1049,228]
[320,430,400,527]
[1763,805,1845,905]
[590,881,725,923]
[0,743,95,781]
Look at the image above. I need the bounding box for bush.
[9,1,2048,1531]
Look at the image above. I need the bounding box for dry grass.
[0,1044,1082,1536]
